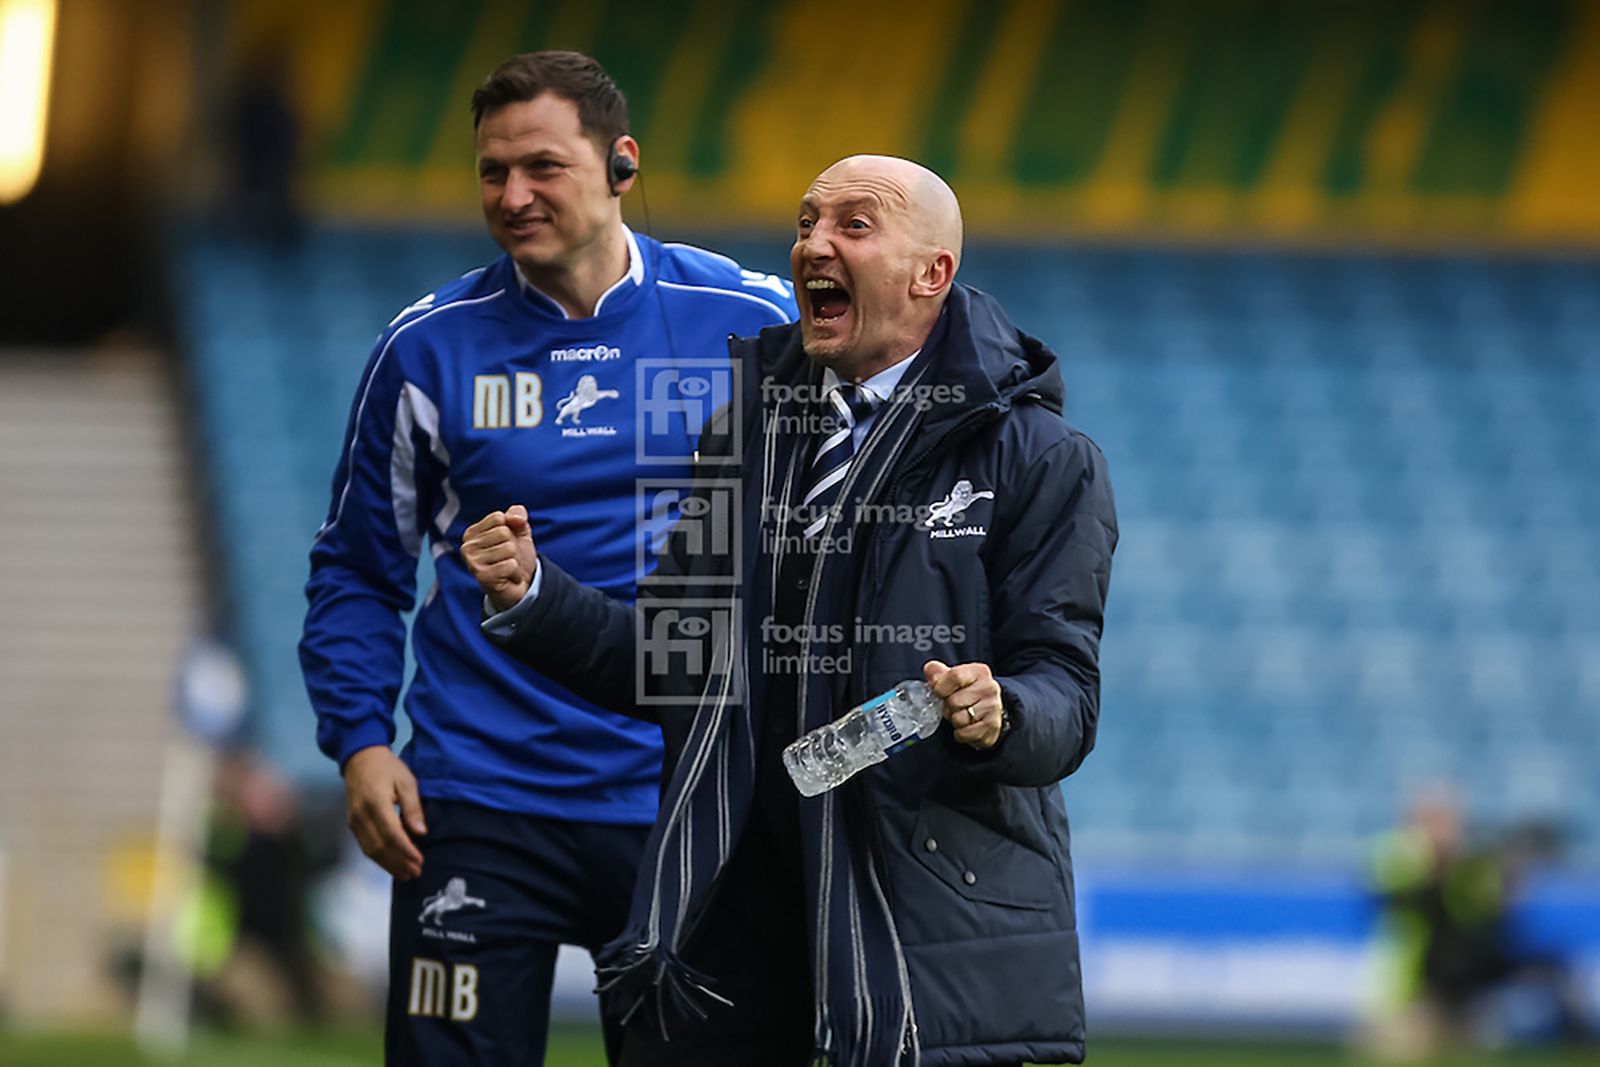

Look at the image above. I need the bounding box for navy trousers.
[386,798,649,1066]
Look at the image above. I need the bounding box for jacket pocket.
[909,802,1055,910]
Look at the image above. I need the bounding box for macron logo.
[550,344,622,363]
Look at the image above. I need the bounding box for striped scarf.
[597,357,935,1066]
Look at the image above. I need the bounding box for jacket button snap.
[795,576,809,590]
[963,871,977,885]
[923,837,938,852]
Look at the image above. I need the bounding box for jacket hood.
[929,282,1064,426]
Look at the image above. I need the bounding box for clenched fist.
[924,659,1006,750]
[462,504,538,613]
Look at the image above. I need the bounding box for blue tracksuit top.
[300,229,796,823]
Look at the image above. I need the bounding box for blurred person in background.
[298,51,796,1066]
[223,38,304,247]
[111,748,343,1028]
[1367,788,1592,1058]
[191,748,339,1027]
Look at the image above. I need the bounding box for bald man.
[464,155,1117,1065]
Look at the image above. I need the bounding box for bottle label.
[884,734,922,757]
[863,688,909,747]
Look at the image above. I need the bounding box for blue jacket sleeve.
[950,429,1117,786]
[299,332,435,769]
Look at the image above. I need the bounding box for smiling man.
[299,51,795,1067]
[463,154,1118,1065]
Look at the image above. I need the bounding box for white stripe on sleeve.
[390,382,456,558]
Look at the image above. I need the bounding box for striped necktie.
[801,383,877,538]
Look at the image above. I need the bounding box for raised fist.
[461,504,538,612]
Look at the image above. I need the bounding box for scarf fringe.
[595,939,732,1040]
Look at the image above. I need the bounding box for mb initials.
[407,958,480,1021]
[474,373,544,429]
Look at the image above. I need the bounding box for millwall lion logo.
[418,877,486,926]
[922,479,995,528]
[555,374,620,425]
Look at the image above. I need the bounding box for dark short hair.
[469,51,629,149]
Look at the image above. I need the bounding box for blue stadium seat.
[180,228,1600,859]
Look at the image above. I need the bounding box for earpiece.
[607,136,638,196]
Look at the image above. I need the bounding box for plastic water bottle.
[783,680,942,797]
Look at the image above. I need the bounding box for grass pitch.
[0,1024,1594,1065]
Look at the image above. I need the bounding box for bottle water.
[783,680,942,797]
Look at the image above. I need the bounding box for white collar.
[821,349,920,408]
[515,226,644,319]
